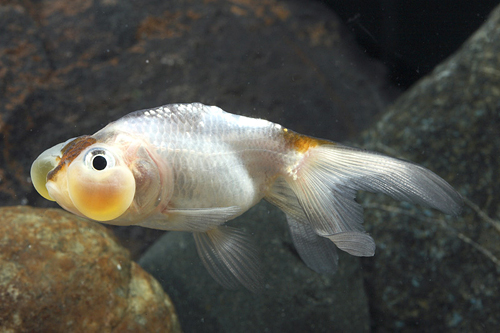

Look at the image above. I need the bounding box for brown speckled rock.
[0,206,181,332]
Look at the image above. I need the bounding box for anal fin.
[193,226,263,292]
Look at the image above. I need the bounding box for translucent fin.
[193,226,263,292]
[316,144,463,215]
[265,177,304,218]
[138,206,241,232]
[326,232,375,257]
[266,178,340,273]
[286,214,339,274]
[288,171,366,236]
[288,144,463,238]
[267,143,463,257]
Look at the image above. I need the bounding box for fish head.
[31,134,158,223]
[31,137,76,203]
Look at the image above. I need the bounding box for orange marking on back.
[282,128,331,153]
[47,136,96,181]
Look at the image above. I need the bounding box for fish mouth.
[30,138,76,201]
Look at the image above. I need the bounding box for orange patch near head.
[282,128,331,153]
[47,136,96,181]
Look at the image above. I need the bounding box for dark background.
[324,0,499,87]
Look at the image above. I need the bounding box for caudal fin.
[286,213,340,274]
[267,142,462,268]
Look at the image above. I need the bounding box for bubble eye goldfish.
[31,103,462,291]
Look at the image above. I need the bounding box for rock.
[0,206,181,332]
[1,0,394,210]
[139,201,370,332]
[358,4,500,332]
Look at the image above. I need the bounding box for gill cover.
[67,145,136,221]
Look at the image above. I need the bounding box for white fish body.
[31,103,462,291]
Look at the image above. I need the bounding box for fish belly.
[165,146,266,211]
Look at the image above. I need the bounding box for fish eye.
[92,155,108,170]
[68,145,135,221]
[84,148,115,171]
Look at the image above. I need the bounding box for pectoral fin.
[137,206,241,232]
[193,226,263,292]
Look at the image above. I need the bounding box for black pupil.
[92,155,107,171]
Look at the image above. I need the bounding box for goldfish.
[31,103,462,291]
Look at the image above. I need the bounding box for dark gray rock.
[358,4,500,332]
[1,0,393,211]
[139,200,370,333]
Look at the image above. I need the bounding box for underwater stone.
[359,3,500,332]
[2,0,394,209]
[139,201,370,332]
[0,206,181,332]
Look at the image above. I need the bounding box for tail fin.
[286,213,340,274]
[267,142,462,268]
